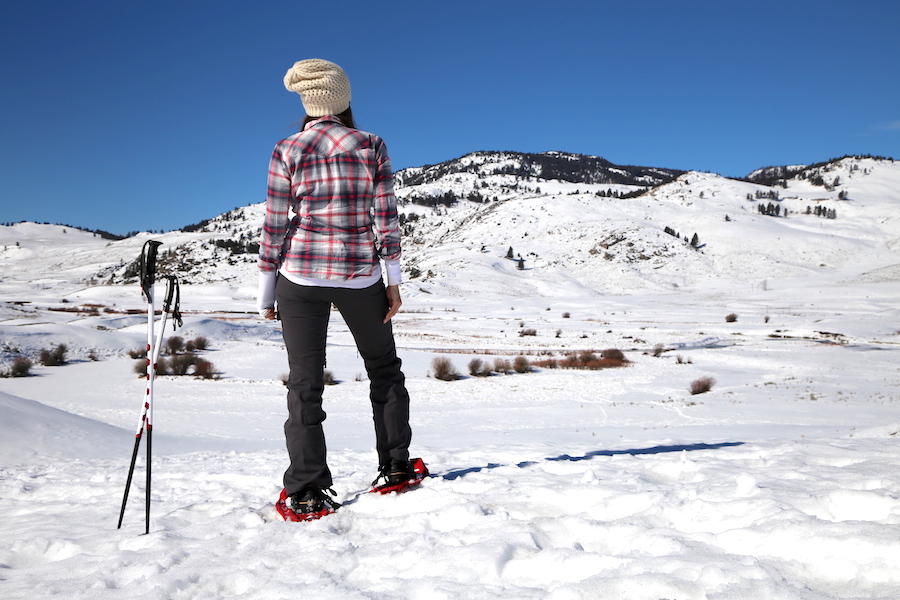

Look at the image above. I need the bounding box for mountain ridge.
[395,150,685,189]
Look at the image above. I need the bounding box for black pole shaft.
[117,432,143,529]
[145,426,152,535]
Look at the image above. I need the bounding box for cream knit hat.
[283,59,351,116]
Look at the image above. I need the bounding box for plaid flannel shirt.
[258,116,402,281]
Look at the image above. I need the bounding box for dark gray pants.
[276,277,411,495]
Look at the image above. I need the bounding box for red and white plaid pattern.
[259,116,402,281]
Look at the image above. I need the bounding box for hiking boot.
[374,459,414,487]
[289,486,340,514]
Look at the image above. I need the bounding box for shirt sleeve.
[371,137,402,263]
[258,143,292,273]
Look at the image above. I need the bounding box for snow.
[1,156,899,599]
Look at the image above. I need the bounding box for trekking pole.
[117,240,163,534]
[140,275,182,531]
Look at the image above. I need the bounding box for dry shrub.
[513,356,531,373]
[169,353,194,375]
[468,358,491,377]
[133,359,149,378]
[3,357,33,378]
[725,313,738,323]
[323,369,336,385]
[586,358,627,370]
[519,328,537,337]
[690,376,716,395]
[557,355,581,369]
[185,336,209,353]
[128,347,147,359]
[600,348,625,361]
[193,358,217,379]
[134,357,170,377]
[39,344,68,366]
[13,357,34,376]
[432,356,459,381]
[156,356,171,375]
[468,359,480,373]
[535,349,629,371]
[493,358,512,374]
[165,336,185,355]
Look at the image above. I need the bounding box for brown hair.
[302,106,356,130]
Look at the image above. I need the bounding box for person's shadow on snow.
[439,442,745,481]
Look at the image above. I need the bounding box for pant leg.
[275,277,333,494]
[331,282,412,467]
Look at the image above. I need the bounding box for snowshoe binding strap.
[292,486,341,514]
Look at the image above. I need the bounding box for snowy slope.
[0,390,132,463]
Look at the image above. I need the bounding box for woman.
[257,59,413,515]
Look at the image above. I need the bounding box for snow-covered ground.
[2,279,899,599]
[2,155,899,598]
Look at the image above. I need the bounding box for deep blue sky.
[1,0,897,235]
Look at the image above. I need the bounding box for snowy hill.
[397,154,900,297]
[1,154,897,301]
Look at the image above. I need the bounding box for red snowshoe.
[370,457,429,495]
[275,487,339,522]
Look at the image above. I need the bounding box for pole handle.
[140,240,163,301]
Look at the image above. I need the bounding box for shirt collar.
[303,115,343,130]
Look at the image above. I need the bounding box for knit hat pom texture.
[283,59,351,117]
